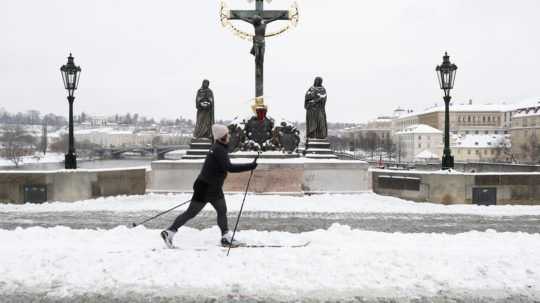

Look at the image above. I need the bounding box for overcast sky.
[1,0,539,123]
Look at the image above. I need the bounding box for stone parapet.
[0,168,146,204]
[371,169,540,205]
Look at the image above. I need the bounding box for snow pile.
[2,192,540,216]
[0,225,538,300]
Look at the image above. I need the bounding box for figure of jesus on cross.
[228,0,290,98]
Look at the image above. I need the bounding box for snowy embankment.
[0,224,539,301]
[2,192,540,216]
[0,152,64,167]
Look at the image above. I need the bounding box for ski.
[107,247,208,254]
[107,241,310,254]
[222,241,311,249]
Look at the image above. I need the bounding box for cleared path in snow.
[2,210,540,234]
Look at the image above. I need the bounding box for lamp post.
[60,53,81,169]
[436,52,457,170]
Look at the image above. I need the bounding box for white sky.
[1,0,539,123]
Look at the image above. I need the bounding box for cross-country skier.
[161,124,258,248]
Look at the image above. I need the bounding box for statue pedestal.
[148,158,369,194]
[182,137,212,159]
[305,138,337,159]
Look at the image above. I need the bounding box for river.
[0,158,153,171]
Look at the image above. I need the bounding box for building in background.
[394,100,512,136]
[394,124,443,163]
[510,99,540,163]
[453,134,511,162]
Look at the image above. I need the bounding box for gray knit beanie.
[212,124,229,141]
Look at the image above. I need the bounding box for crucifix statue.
[222,0,297,99]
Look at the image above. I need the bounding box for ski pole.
[227,152,260,256]
[131,199,191,227]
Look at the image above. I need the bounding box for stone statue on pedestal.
[193,79,214,139]
[305,77,328,139]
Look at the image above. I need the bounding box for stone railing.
[371,169,540,205]
[0,168,146,204]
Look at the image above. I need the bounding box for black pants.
[168,198,228,235]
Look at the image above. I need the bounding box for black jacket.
[197,141,255,190]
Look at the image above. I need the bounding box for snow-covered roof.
[508,97,540,110]
[415,150,439,159]
[396,124,442,135]
[397,102,515,120]
[387,97,540,122]
[513,105,540,118]
[373,117,394,122]
[75,128,134,135]
[454,134,510,149]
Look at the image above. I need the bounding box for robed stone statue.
[305,77,328,139]
[193,79,214,139]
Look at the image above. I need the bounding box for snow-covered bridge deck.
[1,193,540,302]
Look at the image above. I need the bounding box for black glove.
[252,152,261,164]
[250,152,260,170]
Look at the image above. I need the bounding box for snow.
[414,149,438,159]
[371,167,540,176]
[2,193,540,300]
[396,97,540,121]
[0,224,538,300]
[75,127,133,135]
[0,152,64,167]
[416,103,514,115]
[395,124,442,135]
[454,134,510,148]
[165,149,187,155]
[154,158,361,164]
[514,105,540,118]
[3,192,540,216]
[510,96,540,111]
[0,166,149,174]
[397,102,513,120]
[233,150,291,156]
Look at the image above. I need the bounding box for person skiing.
[161,124,258,248]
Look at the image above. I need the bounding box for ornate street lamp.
[436,51,457,170]
[60,53,81,169]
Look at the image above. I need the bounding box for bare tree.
[364,131,380,160]
[0,124,36,167]
[381,135,396,161]
[40,123,48,155]
[495,142,513,163]
[328,135,348,152]
[528,134,540,163]
[50,134,100,153]
[520,134,540,163]
[26,110,41,125]
[152,135,162,146]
